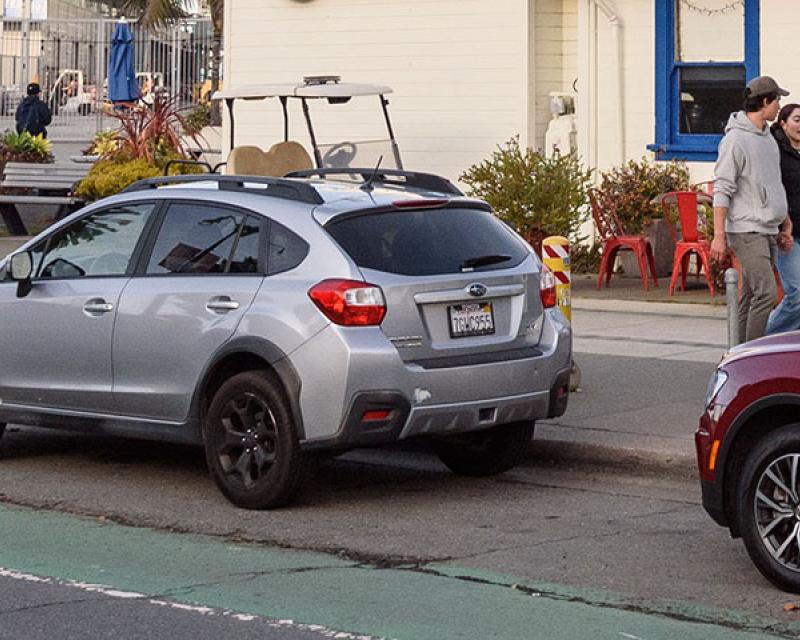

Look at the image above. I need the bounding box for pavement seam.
[577,334,727,349]
[409,567,797,639]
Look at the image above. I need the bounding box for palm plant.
[114,0,223,125]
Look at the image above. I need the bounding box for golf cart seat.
[225,142,313,177]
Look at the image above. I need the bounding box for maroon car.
[697,332,800,591]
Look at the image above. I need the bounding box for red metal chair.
[589,188,658,291]
[660,191,715,296]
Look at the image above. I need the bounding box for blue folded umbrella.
[108,22,141,103]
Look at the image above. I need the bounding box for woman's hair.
[772,103,800,134]
[743,91,778,113]
[777,103,800,124]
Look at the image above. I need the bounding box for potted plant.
[76,95,203,201]
[460,137,592,254]
[0,130,53,175]
[597,157,690,277]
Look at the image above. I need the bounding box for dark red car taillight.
[308,279,386,326]
[540,267,557,309]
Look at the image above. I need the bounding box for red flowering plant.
[597,157,690,234]
[76,95,204,200]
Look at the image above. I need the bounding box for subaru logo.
[468,283,487,297]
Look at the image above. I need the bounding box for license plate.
[448,302,495,338]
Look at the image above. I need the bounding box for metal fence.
[0,17,215,140]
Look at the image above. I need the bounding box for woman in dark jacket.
[767,103,800,334]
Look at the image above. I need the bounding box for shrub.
[184,102,211,136]
[597,157,690,234]
[460,137,592,248]
[75,158,161,201]
[571,242,602,274]
[0,130,54,171]
[82,130,120,157]
[75,155,202,201]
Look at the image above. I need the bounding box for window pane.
[679,66,745,134]
[147,204,244,275]
[38,204,154,279]
[229,216,261,274]
[676,0,743,62]
[268,222,309,275]
[326,208,528,276]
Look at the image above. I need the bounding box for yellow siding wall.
[224,0,530,182]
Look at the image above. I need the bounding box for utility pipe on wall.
[590,0,625,166]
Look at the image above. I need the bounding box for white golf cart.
[48,69,94,116]
[212,75,404,176]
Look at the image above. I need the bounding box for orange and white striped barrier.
[542,236,571,321]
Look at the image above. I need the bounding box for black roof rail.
[122,174,324,205]
[286,168,464,196]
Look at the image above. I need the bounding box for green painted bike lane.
[0,503,794,640]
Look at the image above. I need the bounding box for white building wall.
[224,0,532,183]
[581,0,800,184]
[533,0,578,151]
[762,3,800,115]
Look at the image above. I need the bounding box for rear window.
[326,207,530,276]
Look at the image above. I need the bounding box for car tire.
[0,423,5,441]
[738,424,800,592]
[203,370,309,509]
[432,421,534,477]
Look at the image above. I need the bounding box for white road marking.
[0,567,388,639]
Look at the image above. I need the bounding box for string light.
[680,0,744,16]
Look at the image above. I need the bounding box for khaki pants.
[727,232,777,343]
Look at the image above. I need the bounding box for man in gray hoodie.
[711,75,791,343]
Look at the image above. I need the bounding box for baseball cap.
[26,82,40,96]
[746,76,789,98]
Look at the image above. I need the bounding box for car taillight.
[540,268,557,309]
[308,279,386,326]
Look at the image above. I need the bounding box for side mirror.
[10,251,33,298]
[10,252,32,281]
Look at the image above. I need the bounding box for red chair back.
[661,191,703,243]
[589,188,626,239]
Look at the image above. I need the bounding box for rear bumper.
[296,309,572,447]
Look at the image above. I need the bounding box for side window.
[268,221,309,275]
[38,203,155,280]
[147,203,245,275]
[229,216,262,274]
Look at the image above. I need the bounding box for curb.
[528,438,697,481]
[572,296,728,319]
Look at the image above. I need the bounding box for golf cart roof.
[213,77,392,101]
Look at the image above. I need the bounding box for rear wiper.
[460,254,512,270]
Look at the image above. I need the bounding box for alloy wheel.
[754,453,800,572]
[216,391,278,489]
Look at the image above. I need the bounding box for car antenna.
[360,156,384,193]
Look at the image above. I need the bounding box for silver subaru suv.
[0,169,571,509]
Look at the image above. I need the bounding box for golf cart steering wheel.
[322,142,357,168]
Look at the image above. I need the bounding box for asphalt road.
[0,344,798,640]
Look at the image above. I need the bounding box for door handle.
[206,296,240,313]
[83,298,114,315]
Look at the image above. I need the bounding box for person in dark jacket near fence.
[767,103,800,334]
[15,82,52,138]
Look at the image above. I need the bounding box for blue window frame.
[649,0,760,162]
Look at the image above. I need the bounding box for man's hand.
[779,216,794,252]
[710,234,728,263]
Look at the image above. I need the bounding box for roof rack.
[286,168,463,196]
[122,175,324,205]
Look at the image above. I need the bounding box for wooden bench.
[0,161,91,235]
